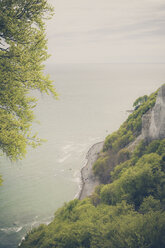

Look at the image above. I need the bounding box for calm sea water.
[0,63,164,247]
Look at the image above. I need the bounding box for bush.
[93,156,110,183]
[117,149,130,164]
[100,154,164,207]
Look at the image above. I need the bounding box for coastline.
[78,141,104,200]
[18,141,104,247]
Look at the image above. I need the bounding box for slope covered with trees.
[93,90,157,183]
[20,87,165,248]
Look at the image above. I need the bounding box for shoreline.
[78,141,104,200]
[19,141,104,247]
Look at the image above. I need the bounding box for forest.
[20,87,165,248]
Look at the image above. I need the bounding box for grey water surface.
[0,63,164,247]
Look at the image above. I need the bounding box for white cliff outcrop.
[128,84,165,151]
[143,84,165,140]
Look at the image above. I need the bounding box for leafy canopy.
[0,0,57,160]
[133,95,148,108]
[20,87,165,248]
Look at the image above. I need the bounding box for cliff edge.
[128,84,165,151]
[143,84,165,140]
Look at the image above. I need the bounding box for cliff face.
[128,85,165,151]
[142,84,165,140]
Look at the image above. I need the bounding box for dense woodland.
[20,87,165,248]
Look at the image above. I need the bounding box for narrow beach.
[78,141,104,200]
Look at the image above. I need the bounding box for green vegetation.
[103,91,157,152]
[133,95,148,109]
[93,91,158,183]
[0,0,57,161]
[20,139,165,248]
[101,152,164,207]
[21,87,165,248]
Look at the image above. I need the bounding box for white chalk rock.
[142,85,165,140]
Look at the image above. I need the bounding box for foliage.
[0,0,57,160]
[20,199,165,248]
[0,175,3,185]
[103,91,157,153]
[93,90,158,182]
[93,156,111,183]
[133,95,148,108]
[21,139,165,247]
[20,87,165,248]
[139,196,162,213]
[117,148,130,164]
[100,153,164,207]
[93,148,131,183]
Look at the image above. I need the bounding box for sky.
[46,0,165,64]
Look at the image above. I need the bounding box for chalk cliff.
[128,84,165,151]
[143,84,165,140]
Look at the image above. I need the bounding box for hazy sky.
[46,0,165,64]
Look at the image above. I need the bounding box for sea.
[0,63,164,247]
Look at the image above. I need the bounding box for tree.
[133,95,148,109]
[0,0,57,161]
